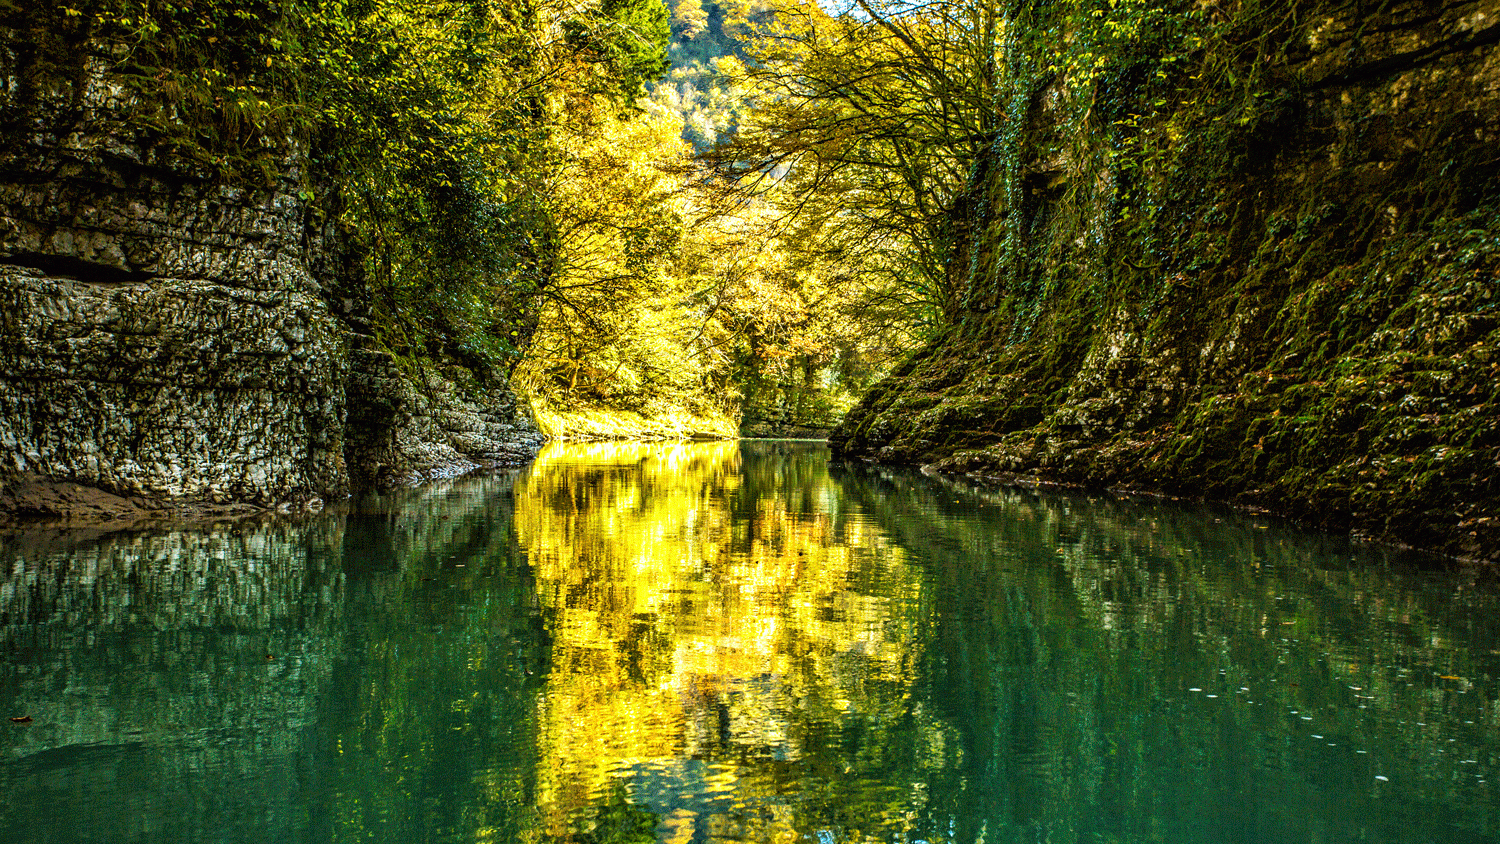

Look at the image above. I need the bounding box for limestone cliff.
[834,0,1500,560]
[0,16,542,521]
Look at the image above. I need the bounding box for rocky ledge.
[0,23,542,524]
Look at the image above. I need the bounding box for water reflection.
[839,466,1500,844]
[0,475,547,844]
[514,441,942,842]
[0,442,1496,844]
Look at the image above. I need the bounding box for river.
[1,440,1497,843]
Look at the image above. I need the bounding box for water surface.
[2,441,1498,843]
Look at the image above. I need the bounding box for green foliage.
[567,0,674,102]
[965,0,1321,335]
[26,0,675,383]
[31,0,318,181]
[306,0,562,374]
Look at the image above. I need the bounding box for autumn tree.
[44,0,674,384]
[515,91,907,438]
[708,0,1004,326]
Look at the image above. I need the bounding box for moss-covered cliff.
[0,2,544,521]
[833,0,1500,560]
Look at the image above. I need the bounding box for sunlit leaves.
[710,0,1003,325]
[517,101,717,422]
[671,0,709,40]
[518,82,904,435]
[39,0,676,380]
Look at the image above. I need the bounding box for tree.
[671,0,709,40]
[707,0,1004,325]
[567,0,674,102]
[515,100,736,435]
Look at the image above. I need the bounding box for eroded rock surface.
[0,19,542,522]
[834,0,1500,560]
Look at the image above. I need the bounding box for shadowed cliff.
[833,0,1500,561]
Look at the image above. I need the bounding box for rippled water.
[2,441,1498,843]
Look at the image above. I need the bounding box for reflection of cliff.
[285,471,550,844]
[0,469,549,844]
[513,441,951,841]
[832,462,1500,843]
[0,519,348,842]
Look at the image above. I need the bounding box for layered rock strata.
[0,24,541,521]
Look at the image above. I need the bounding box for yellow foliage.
[513,441,945,838]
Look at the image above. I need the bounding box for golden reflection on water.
[6,443,1500,844]
[513,441,944,842]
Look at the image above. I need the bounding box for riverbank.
[832,0,1500,562]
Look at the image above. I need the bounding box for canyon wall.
[0,16,542,521]
[833,0,1500,560]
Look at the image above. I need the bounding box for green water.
[1,441,1497,844]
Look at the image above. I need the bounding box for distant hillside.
[652,0,762,150]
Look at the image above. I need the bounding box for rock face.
[344,347,545,488]
[0,23,541,520]
[0,270,349,509]
[833,0,1500,560]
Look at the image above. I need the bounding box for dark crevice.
[0,253,155,284]
[1340,0,1473,38]
[1313,20,1500,88]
